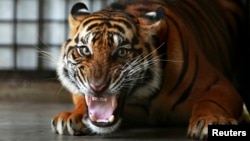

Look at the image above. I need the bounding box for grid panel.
[0,0,115,77]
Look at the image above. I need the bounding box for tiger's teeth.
[92,96,98,101]
[89,114,115,123]
[89,114,97,122]
[108,115,114,122]
[111,96,116,107]
[91,96,108,102]
[85,95,90,106]
[99,97,107,102]
[96,119,109,123]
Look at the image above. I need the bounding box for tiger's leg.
[51,94,89,135]
[187,78,243,140]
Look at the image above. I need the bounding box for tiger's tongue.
[85,95,117,121]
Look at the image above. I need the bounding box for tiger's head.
[57,2,165,134]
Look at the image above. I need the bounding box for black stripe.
[143,43,151,54]
[99,21,112,28]
[135,7,151,13]
[171,55,199,111]
[143,68,153,84]
[74,34,79,43]
[152,35,167,69]
[205,75,220,92]
[92,31,102,43]
[83,17,133,30]
[131,35,139,45]
[80,37,87,45]
[179,0,231,76]
[116,18,133,29]
[163,14,187,95]
[63,67,80,90]
[76,69,86,86]
[66,46,76,56]
[113,24,125,33]
[82,18,96,27]
[66,46,81,63]
[65,39,71,46]
[63,67,69,78]
[86,23,99,31]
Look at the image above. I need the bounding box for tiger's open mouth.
[85,94,124,127]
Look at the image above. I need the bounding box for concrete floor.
[0,102,191,141]
[0,80,192,141]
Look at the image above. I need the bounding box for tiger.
[51,0,248,140]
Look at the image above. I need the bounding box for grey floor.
[0,101,192,141]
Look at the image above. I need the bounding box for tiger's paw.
[187,115,237,140]
[51,112,90,136]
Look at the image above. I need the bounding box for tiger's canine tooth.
[85,95,90,106]
[108,115,115,122]
[111,96,116,107]
[89,114,97,122]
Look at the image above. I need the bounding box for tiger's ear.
[137,7,166,38]
[69,2,90,38]
[138,7,164,25]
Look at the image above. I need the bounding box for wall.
[0,0,115,71]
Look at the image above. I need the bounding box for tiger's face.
[57,3,164,134]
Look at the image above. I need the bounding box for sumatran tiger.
[51,0,248,140]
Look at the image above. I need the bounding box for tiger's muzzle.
[84,82,125,128]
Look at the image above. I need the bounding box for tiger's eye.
[117,48,129,57]
[77,46,91,57]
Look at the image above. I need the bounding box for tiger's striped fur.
[51,0,246,140]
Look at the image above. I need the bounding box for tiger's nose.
[90,83,107,94]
